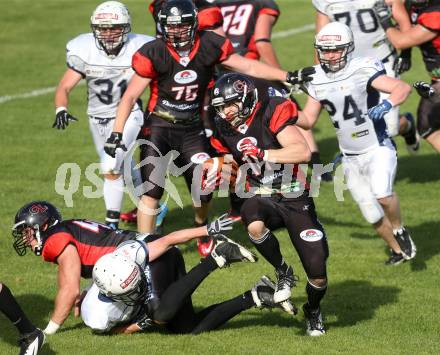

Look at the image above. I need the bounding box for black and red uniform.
[149,0,223,34]
[211,92,328,280]
[408,1,440,137]
[215,0,279,59]
[132,31,234,200]
[41,220,140,278]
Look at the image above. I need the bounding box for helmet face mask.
[159,0,198,49]
[93,254,148,306]
[212,74,258,129]
[12,201,62,256]
[91,1,131,55]
[315,22,354,73]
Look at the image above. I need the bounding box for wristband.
[55,106,67,115]
[262,150,269,162]
[44,319,60,334]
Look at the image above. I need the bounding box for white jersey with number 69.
[66,33,154,118]
[312,0,395,60]
[304,57,389,155]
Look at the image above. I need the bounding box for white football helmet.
[93,253,147,305]
[315,22,354,73]
[90,1,131,54]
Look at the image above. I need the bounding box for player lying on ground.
[81,237,295,334]
[296,22,416,265]
[11,201,236,335]
[0,283,45,355]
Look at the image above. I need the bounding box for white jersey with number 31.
[304,57,389,155]
[313,0,395,60]
[66,33,153,118]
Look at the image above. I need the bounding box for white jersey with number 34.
[66,33,153,118]
[312,0,395,60]
[304,57,389,155]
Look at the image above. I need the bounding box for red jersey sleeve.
[218,38,235,63]
[258,0,280,19]
[269,100,298,134]
[198,6,223,30]
[418,11,440,32]
[132,49,158,78]
[42,232,75,263]
[210,136,230,154]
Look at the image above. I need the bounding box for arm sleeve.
[268,100,298,135]
[312,0,328,13]
[210,136,231,154]
[198,6,224,30]
[258,0,280,19]
[66,39,86,76]
[417,11,440,32]
[132,47,158,78]
[42,232,75,263]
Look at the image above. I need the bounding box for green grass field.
[1,0,439,354]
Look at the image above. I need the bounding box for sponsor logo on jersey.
[174,70,197,84]
[299,229,324,242]
[190,152,210,164]
[351,129,369,138]
[236,137,257,151]
[120,266,139,289]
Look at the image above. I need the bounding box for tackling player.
[53,1,155,230]
[104,0,310,234]
[11,200,237,335]
[0,283,45,354]
[373,0,440,152]
[297,22,416,265]
[80,238,295,334]
[209,73,329,336]
[313,0,420,154]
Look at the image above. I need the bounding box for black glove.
[286,67,315,86]
[393,49,412,75]
[413,81,436,99]
[135,313,154,331]
[52,109,78,129]
[207,213,234,236]
[373,1,394,30]
[104,132,126,158]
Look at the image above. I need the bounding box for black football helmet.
[158,0,198,49]
[12,201,62,256]
[211,73,258,128]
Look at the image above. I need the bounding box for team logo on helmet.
[237,137,258,151]
[213,87,220,95]
[233,80,246,93]
[120,266,139,289]
[30,204,49,214]
[319,35,341,41]
[174,70,197,84]
[170,7,179,15]
[95,13,119,20]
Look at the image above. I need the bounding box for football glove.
[52,108,78,129]
[373,1,394,31]
[413,81,436,99]
[239,142,267,162]
[393,49,412,75]
[368,99,393,121]
[286,67,315,86]
[207,213,234,236]
[104,132,126,158]
[134,313,154,331]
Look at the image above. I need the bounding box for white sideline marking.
[0,23,315,105]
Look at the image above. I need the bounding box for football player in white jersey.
[297,23,416,265]
[80,236,296,334]
[53,1,154,229]
[313,0,420,153]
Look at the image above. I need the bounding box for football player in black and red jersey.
[374,0,440,153]
[149,0,224,34]
[210,73,329,337]
[105,0,310,234]
[11,200,244,335]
